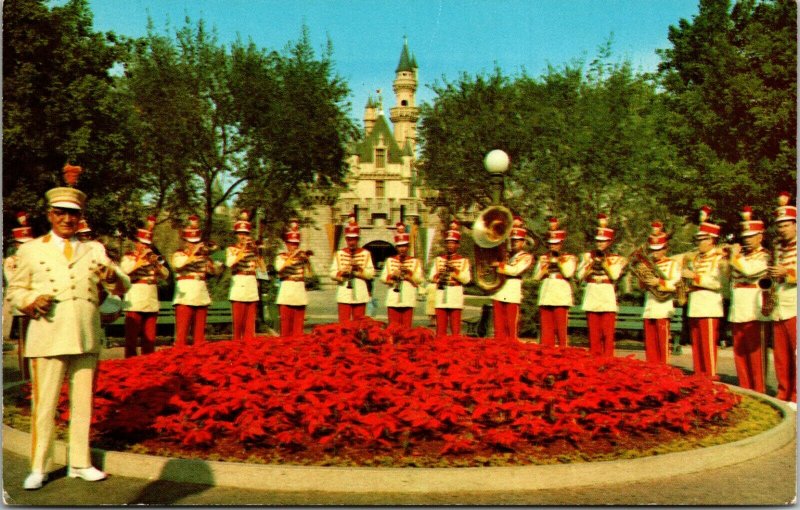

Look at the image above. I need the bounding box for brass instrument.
[759,248,777,316]
[628,246,673,302]
[472,205,513,292]
[674,250,697,307]
[392,255,409,294]
[438,253,453,304]
[342,248,360,299]
[546,251,562,274]
[280,249,313,274]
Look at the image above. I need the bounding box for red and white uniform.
[576,251,627,357]
[172,249,220,346]
[121,250,169,357]
[492,251,533,341]
[685,247,727,378]
[380,255,423,328]
[225,246,261,341]
[641,256,681,364]
[728,247,770,392]
[771,240,797,402]
[330,247,375,321]
[533,252,577,347]
[275,251,309,336]
[429,254,471,336]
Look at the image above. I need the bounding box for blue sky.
[85,0,700,121]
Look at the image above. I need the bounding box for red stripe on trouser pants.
[388,307,414,328]
[773,317,797,402]
[539,306,569,347]
[279,305,306,337]
[435,308,462,337]
[493,301,520,342]
[124,311,157,357]
[586,312,616,357]
[174,305,208,346]
[231,301,257,341]
[689,317,719,378]
[338,303,366,322]
[643,318,670,364]
[732,321,767,393]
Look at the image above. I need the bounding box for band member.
[682,206,727,380]
[490,216,534,342]
[726,207,770,392]
[330,214,375,321]
[429,220,471,337]
[533,217,577,347]
[120,215,169,357]
[380,223,424,328]
[171,215,223,346]
[75,219,94,241]
[769,192,797,404]
[636,222,681,364]
[275,219,311,336]
[7,164,129,490]
[576,214,627,357]
[225,212,264,341]
[4,212,35,379]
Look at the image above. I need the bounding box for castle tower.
[390,38,419,151]
[363,95,377,135]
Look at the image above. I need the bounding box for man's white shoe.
[67,466,107,482]
[23,471,48,490]
[787,401,797,412]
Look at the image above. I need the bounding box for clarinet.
[438,254,452,304]
[392,255,407,302]
[344,248,358,300]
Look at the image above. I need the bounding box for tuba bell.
[472,205,514,292]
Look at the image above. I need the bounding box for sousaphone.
[472,205,514,292]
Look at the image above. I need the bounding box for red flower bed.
[45,319,739,462]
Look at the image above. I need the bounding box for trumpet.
[546,251,561,274]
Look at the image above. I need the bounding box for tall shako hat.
[594,213,614,241]
[738,206,764,237]
[774,191,797,223]
[285,218,301,243]
[344,213,360,238]
[445,219,461,242]
[76,219,92,234]
[510,215,526,240]
[46,163,87,210]
[647,221,668,250]
[695,205,720,239]
[546,216,566,244]
[233,211,252,233]
[394,222,410,245]
[181,214,202,243]
[136,215,157,244]
[12,211,34,243]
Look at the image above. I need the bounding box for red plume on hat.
[395,222,406,233]
[16,211,28,226]
[448,218,460,230]
[548,216,559,230]
[699,205,712,223]
[650,221,663,235]
[62,163,83,187]
[188,215,200,227]
[778,192,791,206]
[146,215,157,230]
[740,206,752,221]
[597,213,608,228]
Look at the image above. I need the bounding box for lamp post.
[484,149,510,205]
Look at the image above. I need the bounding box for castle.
[301,39,440,278]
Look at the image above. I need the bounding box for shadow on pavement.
[128,458,214,504]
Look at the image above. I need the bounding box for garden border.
[3,386,795,493]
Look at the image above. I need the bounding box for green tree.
[3,0,142,238]
[657,0,796,229]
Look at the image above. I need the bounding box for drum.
[99,295,123,324]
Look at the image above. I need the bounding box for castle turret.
[390,38,419,151]
[363,96,377,135]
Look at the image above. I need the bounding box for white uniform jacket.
[172,250,221,306]
[225,246,261,302]
[428,254,471,309]
[275,251,309,306]
[728,247,770,323]
[380,255,424,308]
[641,256,681,319]
[120,250,169,313]
[576,252,627,312]
[771,240,797,321]
[533,253,577,307]
[4,255,24,317]
[329,248,375,304]
[492,251,534,304]
[7,233,130,357]
[685,248,726,318]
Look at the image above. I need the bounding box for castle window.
[375,148,386,169]
[376,180,385,198]
[401,100,408,106]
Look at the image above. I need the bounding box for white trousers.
[28,354,98,473]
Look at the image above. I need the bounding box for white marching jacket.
[492,251,534,304]
[684,248,726,318]
[120,251,169,312]
[329,248,375,304]
[728,247,770,323]
[275,251,309,306]
[428,254,471,309]
[576,252,627,312]
[380,255,424,308]
[533,253,577,307]
[771,240,797,321]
